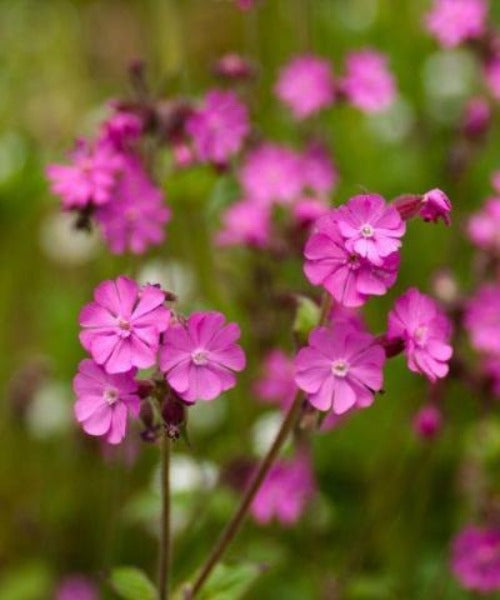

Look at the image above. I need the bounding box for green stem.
[158,433,171,600]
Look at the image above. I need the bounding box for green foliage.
[195,562,262,600]
[110,567,157,600]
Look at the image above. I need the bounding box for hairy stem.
[158,433,171,600]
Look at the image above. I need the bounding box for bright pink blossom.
[336,194,405,265]
[295,323,385,414]
[186,90,249,164]
[304,211,400,307]
[251,453,315,526]
[387,288,453,382]
[341,50,396,113]
[484,56,500,100]
[73,359,140,444]
[412,404,442,439]
[101,108,143,152]
[216,200,271,248]
[451,525,500,593]
[159,312,246,403]
[425,0,488,48]
[299,143,338,196]
[239,143,302,206]
[420,188,452,225]
[464,284,500,354]
[254,350,297,410]
[95,157,171,255]
[467,198,500,253]
[275,54,335,120]
[79,276,170,374]
[46,139,122,209]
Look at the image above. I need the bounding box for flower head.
[213,53,255,80]
[216,199,271,248]
[420,188,452,225]
[100,107,143,152]
[336,194,405,265]
[46,139,122,210]
[251,453,315,526]
[275,54,335,120]
[73,359,140,444]
[159,311,246,403]
[425,0,488,48]
[299,142,338,197]
[304,211,400,307]
[464,284,500,354]
[451,525,500,593]
[186,89,249,164]
[413,404,443,439]
[467,198,500,253]
[95,157,171,255]
[254,350,297,410]
[387,288,453,382]
[79,276,170,374]
[295,323,385,414]
[341,50,396,113]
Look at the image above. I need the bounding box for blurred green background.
[1,0,500,598]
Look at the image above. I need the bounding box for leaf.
[293,295,320,340]
[110,566,157,600]
[196,562,262,600]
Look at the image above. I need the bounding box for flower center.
[332,359,349,378]
[414,325,428,346]
[361,223,374,238]
[191,349,208,366]
[104,387,119,405]
[116,317,132,338]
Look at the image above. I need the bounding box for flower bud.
[413,404,442,440]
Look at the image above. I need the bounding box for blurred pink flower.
[304,211,400,307]
[299,142,338,196]
[251,453,315,526]
[467,197,500,253]
[46,139,122,210]
[464,284,500,354]
[254,350,297,410]
[186,89,250,164]
[420,188,452,225]
[412,404,443,439]
[292,198,330,228]
[275,54,335,120]
[239,143,302,206]
[79,276,170,374]
[159,312,246,403]
[425,0,488,48]
[484,56,500,100]
[95,157,170,254]
[216,199,271,248]
[451,525,500,593]
[336,194,405,265]
[295,323,385,414]
[73,359,140,444]
[341,50,396,113]
[462,97,492,138]
[213,53,255,80]
[388,288,453,382]
[56,575,99,600]
[100,108,143,152]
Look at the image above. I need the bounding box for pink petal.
[332,379,357,414]
[106,403,128,444]
[81,404,112,435]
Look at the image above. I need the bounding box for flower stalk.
[158,432,172,600]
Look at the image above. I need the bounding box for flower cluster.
[425,0,488,48]
[73,276,245,443]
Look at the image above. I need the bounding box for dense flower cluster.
[425,0,488,48]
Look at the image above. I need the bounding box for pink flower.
[159,312,246,403]
[100,107,143,152]
[464,284,500,354]
[451,525,500,593]
[292,198,330,228]
[73,359,140,444]
[304,211,400,307]
[46,139,122,209]
[387,288,453,382]
[239,143,302,206]
[216,199,271,248]
[412,404,443,439]
[341,50,396,113]
[254,350,297,410]
[56,575,98,600]
[299,142,338,196]
[294,323,385,414]
[336,194,405,265]
[79,276,170,374]
[251,453,315,526]
[420,188,452,225]
[95,157,171,255]
[213,53,255,80]
[425,0,488,48]
[467,198,500,253]
[484,56,500,100]
[186,90,249,164]
[275,54,335,120]
[462,97,491,138]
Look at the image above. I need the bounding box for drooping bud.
[412,404,442,440]
[162,395,187,440]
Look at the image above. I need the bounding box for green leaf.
[110,566,157,600]
[196,562,261,600]
[293,295,320,340]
